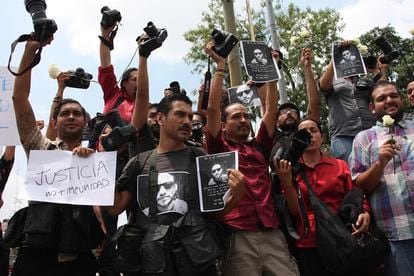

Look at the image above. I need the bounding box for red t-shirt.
[98,65,135,123]
[292,156,370,248]
[205,123,278,230]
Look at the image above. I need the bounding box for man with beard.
[11,39,103,276]
[205,42,300,276]
[269,48,320,170]
[405,81,414,121]
[349,81,414,276]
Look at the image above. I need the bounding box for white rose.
[382,115,395,127]
[357,44,368,55]
[290,36,300,46]
[300,30,311,39]
[409,27,414,36]
[352,38,361,45]
[48,64,61,79]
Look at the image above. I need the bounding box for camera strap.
[201,56,211,110]
[7,34,43,76]
[147,149,158,222]
[98,25,119,51]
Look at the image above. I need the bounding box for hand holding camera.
[137,22,168,58]
[25,0,57,43]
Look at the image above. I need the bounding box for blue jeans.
[385,239,414,276]
[331,136,354,164]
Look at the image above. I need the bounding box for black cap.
[278,102,300,117]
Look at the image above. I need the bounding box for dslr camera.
[87,110,137,151]
[274,129,311,174]
[100,6,122,29]
[25,0,57,42]
[374,36,399,64]
[138,22,168,56]
[169,81,186,95]
[65,68,93,89]
[211,29,238,58]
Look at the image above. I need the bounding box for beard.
[279,121,297,133]
[376,107,404,123]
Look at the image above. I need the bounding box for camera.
[100,6,122,29]
[25,0,57,42]
[374,36,399,64]
[169,81,186,95]
[211,29,238,58]
[274,129,311,174]
[100,109,137,151]
[363,55,377,70]
[138,22,168,56]
[190,121,203,144]
[64,68,93,89]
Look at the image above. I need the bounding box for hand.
[339,40,353,48]
[276,159,294,189]
[72,146,95,158]
[100,25,116,39]
[270,48,281,64]
[57,72,70,91]
[301,48,313,67]
[25,35,54,52]
[351,211,370,236]
[36,120,45,130]
[377,140,400,168]
[227,169,245,203]
[198,83,205,97]
[205,41,225,69]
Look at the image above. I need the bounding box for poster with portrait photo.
[240,40,280,82]
[196,151,238,212]
[332,43,366,79]
[137,171,189,224]
[228,84,261,108]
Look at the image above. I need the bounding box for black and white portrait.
[196,151,238,212]
[228,84,261,108]
[137,171,189,217]
[240,40,280,82]
[333,44,366,79]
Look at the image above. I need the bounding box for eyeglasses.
[236,90,251,97]
[212,168,221,173]
[254,52,262,56]
[279,109,298,115]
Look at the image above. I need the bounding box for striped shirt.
[349,119,414,241]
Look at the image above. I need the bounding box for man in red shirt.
[98,21,137,123]
[205,43,299,276]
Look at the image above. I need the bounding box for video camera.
[100,6,122,29]
[138,22,168,56]
[374,36,399,65]
[64,68,93,89]
[274,129,311,174]
[169,81,186,95]
[25,0,57,42]
[211,29,238,58]
[88,109,137,151]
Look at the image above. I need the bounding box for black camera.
[101,109,137,151]
[138,22,168,56]
[190,121,203,144]
[374,36,399,64]
[100,6,122,29]
[274,129,311,173]
[211,29,238,58]
[363,55,377,70]
[25,0,57,42]
[64,68,93,89]
[169,81,186,95]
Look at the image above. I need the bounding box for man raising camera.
[98,7,137,123]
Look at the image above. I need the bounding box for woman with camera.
[276,118,371,276]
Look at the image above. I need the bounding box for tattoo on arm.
[16,109,36,142]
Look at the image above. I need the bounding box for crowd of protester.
[0,9,414,276]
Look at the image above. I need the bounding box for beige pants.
[224,228,299,276]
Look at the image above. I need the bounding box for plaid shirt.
[349,119,414,241]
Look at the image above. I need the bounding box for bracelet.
[216,68,225,72]
[214,71,225,77]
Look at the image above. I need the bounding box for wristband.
[214,71,225,77]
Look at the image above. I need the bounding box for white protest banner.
[0,66,20,146]
[22,150,117,206]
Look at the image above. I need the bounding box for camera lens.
[211,29,224,44]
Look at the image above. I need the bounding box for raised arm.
[12,40,49,144]
[261,50,280,138]
[46,72,70,140]
[302,48,320,122]
[319,60,334,92]
[131,54,149,131]
[99,26,113,68]
[205,42,226,139]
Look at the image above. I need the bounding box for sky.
[0,0,413,221]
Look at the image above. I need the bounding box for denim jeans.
[331,136,354,164]
[385,239,414,276]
